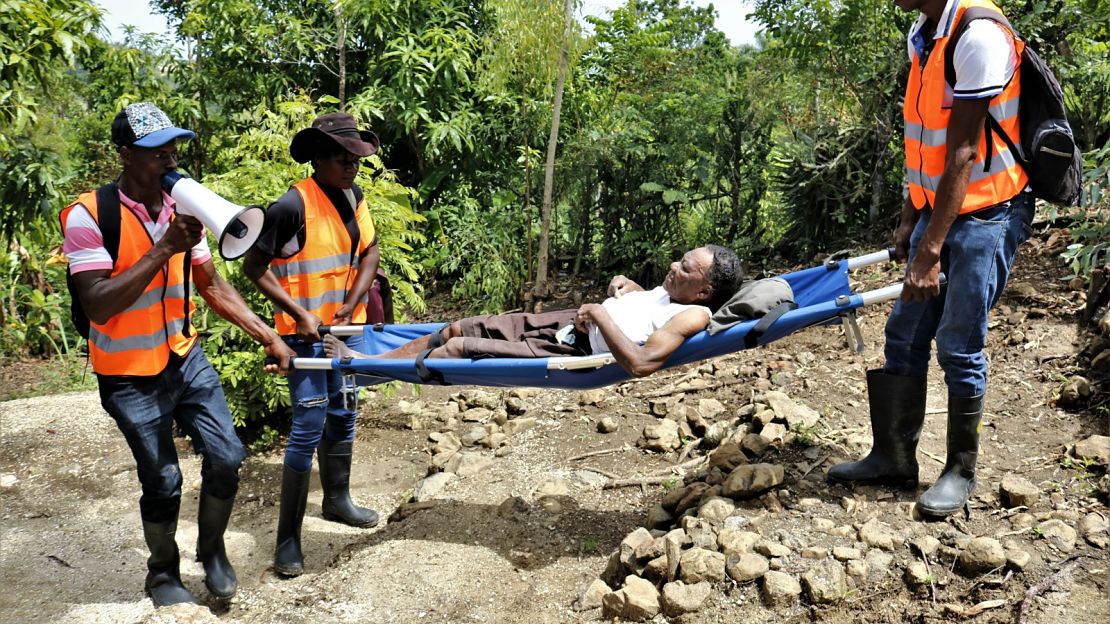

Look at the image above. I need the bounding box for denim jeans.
[883,191,1035,397]
[98,346,245,523]
[283,334,363,472]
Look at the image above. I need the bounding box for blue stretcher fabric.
[333,259,862,389]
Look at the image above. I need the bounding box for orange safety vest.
[270,178,375,336]
[904,0,1027,214]
[61,191,197,376]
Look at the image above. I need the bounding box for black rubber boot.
[917,394,984,517]
[196,492,237,598]
[827,369,927,488]
[318,439,379,528]
[142,520,197,606]
[274,465,310,577]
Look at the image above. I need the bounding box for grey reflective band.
[290,288,349,312]
[89,317,187,353]
[271,252,355,280]
[907,145,1020,192]
[905,98,1019,148]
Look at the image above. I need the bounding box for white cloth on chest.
[588,286,710,355]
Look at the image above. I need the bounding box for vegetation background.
[2,0,1107,439]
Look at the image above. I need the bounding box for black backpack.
[65,184,121,340]
[64,183,193,341]
[944,6,1084,207]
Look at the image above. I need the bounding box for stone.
[650,398,669,416]
[504,396,527,415]
[864,550,894,580]
[761,571,802,607]
[461,406,493,423]
[444,451,494,477]
[1038,519,1077,553]
[1004,541,1032,570]
[597,416,620,433]
[0,474,18,489]
[710,439,754,468]
[755,540,791,558]
[1079,512,1109,549]
[665,532,684,582]
[727,553,769,582]
[763,391,820,429]
[503,417,537,436]
[802,559,847,604]
[832,547,861,561]
[579,389,607,406]
[635,536,666,562]
[674,483,711,515]
[662,483,693,511]
[460,425,487,447]
[759,422,787,444]
[679,548,726,584]
[1000,474,1041,508]
[411,472,457,502]
[704,420,737,447]
[721,463,784,499]
[801,547,826,560]
[619,528,656,570]
[752,408,776,428]
[1059,376,1093,406]
[812,518,835,533]
[910,535,940,558]
[601,576,661,622]
[661,581,712,617]
[740,433,770,457]
[846,560,869,578]
[717,528,761,556]
[958,537,1007,574]
[697,497,736,525]
[697,398,727,421]
[722,514,751,531]
[429,431,461,454]
[904,561,932,592]
[641,419,681,452]
[484,432,509,449]
[1074,435,1110,467]
[574,579,610,611]
[642,556,670,583]
[859,519,904,551]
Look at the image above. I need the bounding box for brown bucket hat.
[289,112,380,163]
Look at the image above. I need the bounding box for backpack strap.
[744,301,798,349]
[94,182,122,263]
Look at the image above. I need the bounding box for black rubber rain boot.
[274,465,310,577]
[827,369,927,487]
[142,520,197,606]
[917,394,984,517]
[317,439,379,528]
[196,492,237,598]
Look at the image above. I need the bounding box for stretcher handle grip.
[317,324,333,336]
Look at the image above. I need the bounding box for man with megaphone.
[243,112,383,577]
[60,102,296,607]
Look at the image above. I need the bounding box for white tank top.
[588,286,710,354]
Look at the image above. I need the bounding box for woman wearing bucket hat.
[243,112,383,576]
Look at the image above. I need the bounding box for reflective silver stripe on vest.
[270,252,355,280]
[905,98,1019,148]
[118,283,187,316]
[290,288,349,312]
[89,316,187,353]
[906,144,1021,192]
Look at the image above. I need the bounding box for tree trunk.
[336,2,347,110]
[522,96,533,277]
[532,0,572,309]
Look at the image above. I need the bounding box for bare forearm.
[344,246,379,308]
[593,314,660,377]
[919,149,974,261]
[200,277,280,347]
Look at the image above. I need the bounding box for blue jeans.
[98,346,245,523]
[883,192,1035,397]
[283,334,363,472]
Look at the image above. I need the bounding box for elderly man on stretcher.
[323,245,743,378]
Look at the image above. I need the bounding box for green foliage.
[1061,145,1110,277]
[1,222,78,357]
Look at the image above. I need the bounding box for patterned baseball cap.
[111,102,195,148]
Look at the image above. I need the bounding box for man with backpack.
[827,0,1076,517]
[60,103,295,605]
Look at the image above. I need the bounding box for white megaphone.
[161,171,264,260]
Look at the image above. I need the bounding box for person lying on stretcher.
[323,245,743,377]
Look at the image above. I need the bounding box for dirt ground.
[1,237,1108,624]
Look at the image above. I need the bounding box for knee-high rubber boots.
[917,394,984,517]
[273,465,310,577]
[196,492,237,598]
[827,369,927,487]
[317,439,379,528]
[142,519,196,606]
